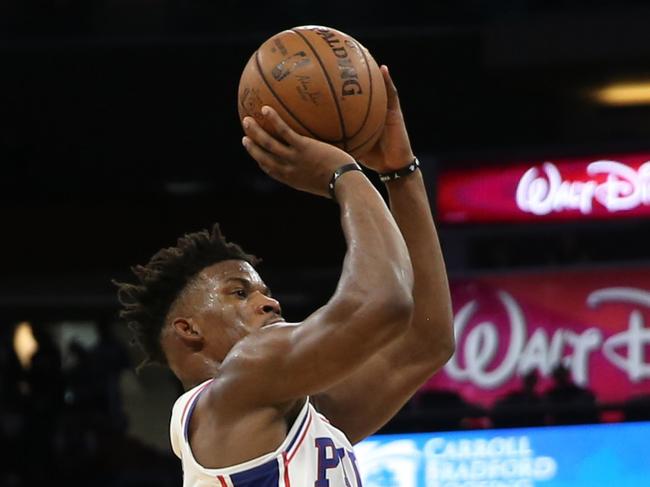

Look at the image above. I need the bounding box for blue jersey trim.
[183,386,210,441]
[230,457,279,486]
[285,403,310,453]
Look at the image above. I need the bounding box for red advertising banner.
[423,267,650,407]
[437,152,650,223]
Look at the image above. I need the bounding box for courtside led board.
[356,421,650,486]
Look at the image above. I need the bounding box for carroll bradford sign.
[356,421,650,487]
[436,152,650,222]
[424,267,650,407]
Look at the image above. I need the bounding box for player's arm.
[311,66,455,443]
[208,107,415,408]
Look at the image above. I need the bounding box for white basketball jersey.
[170,379,364,487]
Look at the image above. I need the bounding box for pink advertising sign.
[423,267,650,407]
[437,152,650,223]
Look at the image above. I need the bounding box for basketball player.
[115,66,454,487]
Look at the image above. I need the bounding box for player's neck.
[174,355,219,391]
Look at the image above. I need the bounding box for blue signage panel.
[355,422,650,486]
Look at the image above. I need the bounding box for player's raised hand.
[356,65,415,173]
[242,106,356,199]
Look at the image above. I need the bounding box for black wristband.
[378,157,420,183]
[329,162,363,200]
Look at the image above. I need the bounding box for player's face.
[193,259,283,357]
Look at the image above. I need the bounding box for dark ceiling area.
[2,0,650,321]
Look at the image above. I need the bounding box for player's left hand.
[356,65,416,173]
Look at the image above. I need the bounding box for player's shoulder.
[172,379,213,416]
[170,378,214,458]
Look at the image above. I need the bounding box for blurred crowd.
[0,322,180,487]
[386,365,650,434]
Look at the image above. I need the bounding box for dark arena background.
[2,1,650,486]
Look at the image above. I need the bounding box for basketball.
[237,25,387,158]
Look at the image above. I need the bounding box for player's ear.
[171,317,204,348]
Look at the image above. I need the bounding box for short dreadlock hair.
[113,223,259,369]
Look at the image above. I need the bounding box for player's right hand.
[241,106,355,198]
[356,65,415,174]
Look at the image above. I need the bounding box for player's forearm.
[386,170,455,362]
[332,170,414,319]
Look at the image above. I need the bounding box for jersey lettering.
[336,448,352,487]
[314,438,362,487]
[347,450,363,486]
[315,437,339,487]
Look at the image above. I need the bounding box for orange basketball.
[237,25,387,158]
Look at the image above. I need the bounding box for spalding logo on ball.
[237,25,387,158]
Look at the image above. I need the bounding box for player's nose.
[255,293,282,316]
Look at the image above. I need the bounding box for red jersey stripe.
[287,412,313,462]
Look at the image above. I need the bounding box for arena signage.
[423,267,650,407]
[436,153,650,222]
[356,421,650,486]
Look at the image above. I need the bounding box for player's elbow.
[438,331,456,365]
[410,314,456,373]
[428,320,456,371]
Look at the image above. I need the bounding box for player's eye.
[233,289,247,298]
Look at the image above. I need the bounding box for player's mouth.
[263,317,284,327]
